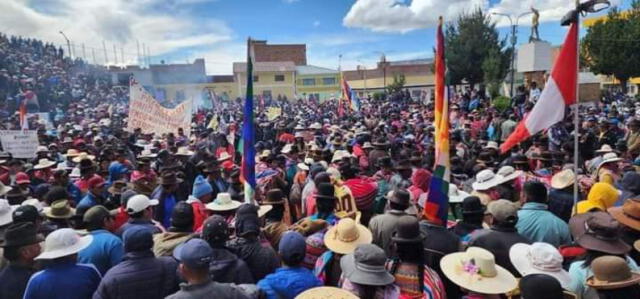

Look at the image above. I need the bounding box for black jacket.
[208,247,254,284]
[469,224,531,277]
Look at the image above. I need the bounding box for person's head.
[170,201,194,232]
[1,222,43,265]
[87,176,106,197]
[235,204,260,238]
[120,189,137,209]
[587,255,640,299]
[126,194,158,220]
[315,182,337,215]
[173,238,212,283]
[461,196,485,225]
[83,205,115,232]
[52,169,69,186]
[202,215,229,248]
[388,189,410,211]
[523,181,548,204]
[519,274,565,299]
[192,175,213,203]
[122,226,153,253]
[278,231,306,267]
[486,199,519,227]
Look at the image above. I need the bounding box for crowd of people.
[1,33,640,299]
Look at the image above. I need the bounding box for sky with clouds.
[0,0,630,75]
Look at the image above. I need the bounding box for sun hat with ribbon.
[569,211,631,255]
[496,166,522,184]
[205,193,241,211]
[472,169,502,191]
[33,159,56,170]
[324,218,372,255]
[509,242,572,288]
[586,255,640,290]
[35,228,93,260]
[608,199,640,231]
[440,247,518,295]
[340,243,395,286]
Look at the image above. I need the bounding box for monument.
[517,6,551,88]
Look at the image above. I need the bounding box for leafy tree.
[483,47,511,98]
[445,8,511,88]
[386,74,406,94]
[582,2,640,93]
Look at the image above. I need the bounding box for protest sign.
[266,107,281,121]
[127,80,192,135]
[0,130,39,159]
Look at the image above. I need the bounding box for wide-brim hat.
[551,169,576,189]
[64,149,81,158]
[608,199,640,231]
[44,200,76,219]
[263,189,286,205]
[597,152,623,170]
[587,272,640,290]
[206,193,242,211]
[295,287,358,299]
[340,251,395,286]
[509,243,572,289]
[472,169,502,191]
[569,211,631,255]
[595,144,614,154]
[35,234,93,260]
[33,159,56,170]
[0,224,45,247]
[159,173,184,185]
[258,205,272,218]
[531,151,553,161]
[72,153,96,164]
[175,147,195,156]
[440,247,517,295]
[449,184,470,204]
[586,256,640,290]
[324,218,372,255]
[497,166,523,184]
[0,183,11,197]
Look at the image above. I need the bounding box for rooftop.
[233,61,296,73]
[295,65,338,75]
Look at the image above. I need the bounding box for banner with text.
[0,130,39,159]
[127,80,192,135]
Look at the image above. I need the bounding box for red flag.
[500,22,578,153]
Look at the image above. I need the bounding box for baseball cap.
[126,194,159,214]
[121,190,137,206]
[487,199,519,223]
[123,225,153,252]
[173,238,213,269]
[87,176,106,189]
[83,205,114,225]
[279,231,306,264]
[12,205,40,224]
[202,215,228,244]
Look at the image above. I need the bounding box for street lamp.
[561,0,610,26]
[59,31,72,60]
[492,11,532,98]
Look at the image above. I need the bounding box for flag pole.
[573,0,580,208]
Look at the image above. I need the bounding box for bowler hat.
[461,196,485,215]
[160,172,183,185]
[392,215,425,244]
[0,222,44,247]
[389,189,411,206]
[264,189,286,205]
[315,183,336,201]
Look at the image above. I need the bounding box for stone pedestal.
[517,41,552,88]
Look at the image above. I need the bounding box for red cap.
[88,176,106,189]
[15,172,30,185]
[221,160,235,171]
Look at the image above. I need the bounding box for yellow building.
[233,61,296,99]
[295,65,340,101]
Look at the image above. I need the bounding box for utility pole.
[492,11,532,97]
[59,31,72,59]
[121,46,125,65]
[103,40,108,64]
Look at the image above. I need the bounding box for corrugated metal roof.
[295,65,337,75]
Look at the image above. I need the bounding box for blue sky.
[1,0,631,74]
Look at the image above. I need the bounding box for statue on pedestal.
[530,6,540,42]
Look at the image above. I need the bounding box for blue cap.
[173,238,213,269]
[192,175,213,198]
[123,226,153,252]
[278,231,306,262]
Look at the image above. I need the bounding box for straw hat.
[175,147,194,156]
[295,287,358,299]
[63,149,81,158]
[257,205,273,218]
[362,142,373,150]
[608,199,640,231]
[586,256,640,290]
[472,169,502,191]
[44,200,75,219]
[138,149,157,159]
[509,242,572,288]
[449,184,470,203]
[35,228,93,260]
[440,247,517,295]
[205,193,241,211]
[597,152,623,170]
[72,153,96,163]
[496,166,522,184]
[324,218,372,255]
[551,169,576,190]
[33,159,56,170]
[595,144,614,154]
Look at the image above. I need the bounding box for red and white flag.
[500,22,578,153]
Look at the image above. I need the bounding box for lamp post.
[59,31,72,60]
[492,11,532,97]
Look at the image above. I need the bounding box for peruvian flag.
[500,22,578,153]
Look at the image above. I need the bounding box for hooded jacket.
[208,247,254,284]
[575,182,620,215]
[152,231,194,257]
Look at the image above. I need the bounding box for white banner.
[0,130,39,159]
[127,80,192,135]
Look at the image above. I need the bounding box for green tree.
[386,74,406,94]
[582,2,640,93]
[445,8,511,88]
[482,47,511,98]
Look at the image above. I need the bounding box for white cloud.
[189,43,246,75]
[343,0,488,33]
[0,0,232,65]
[344,0,623,32]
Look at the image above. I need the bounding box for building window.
[302,78,315,86]
[253,75,259,82]
[322,77,336,85]
[274,74,285,82]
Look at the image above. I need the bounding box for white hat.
[126,195,159,214]
[331,150,351,163]
[22,198,44,214]
[595,144,614,154]
[472,169,502,191]
[449,184,470,203]
[441,247,517,295]
[175,147,194,156]
[33,159,57,170]
[36,145,48,153]
[206,193,241,211]
[509,242,572,289]
[35,228,93,260]
[258,204,273,218]
[0,199,15,226]
[486,141,499,150]
[309,122,322,130]
[69,168,81,178]
[281,144,294,154]
[297,162,310,171]
[0,182,12,197]
[497,166,523,184]
[597,152,623,170]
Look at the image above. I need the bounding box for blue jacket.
[257,267,323,299]
[23,262,101,299]
[93,250,179,299]
[516,202,572,247]
[77,192,100,211]
[67,182,82,204]
[78,230,124,275]
[116,219,162,238]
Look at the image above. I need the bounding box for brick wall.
[252,41,306,65]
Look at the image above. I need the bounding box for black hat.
[160,172,183,185]
[235,204,260,237]
[519,274,565,299]
[315,182,336,201]
[390,189,411,206]
[461,196,485,215]
[171,201,194,229]
[202,215,229,244]
[0,222,44,247]
[392,216,425,244]
[264,189,286,205]
[378,156,392,168]
[12,205,40,224]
